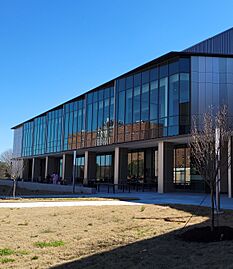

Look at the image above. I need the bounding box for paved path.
[0,192,233,209]
[0,200,142,208]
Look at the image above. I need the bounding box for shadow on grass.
[52,204,233,269]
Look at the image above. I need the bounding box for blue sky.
[0,0,233,153]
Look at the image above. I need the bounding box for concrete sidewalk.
[92,192,233,210]
[0,192,233,210]
[0,200,142,208]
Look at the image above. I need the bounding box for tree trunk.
[210,187,215,232]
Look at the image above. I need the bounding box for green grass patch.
[17,250,29,255]
[0,258,15,263]
[0,248,15,256]
[34,240,65,248]
[140,205,146,212]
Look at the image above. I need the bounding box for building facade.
[12,28,233,196]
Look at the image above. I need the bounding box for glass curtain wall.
[63,103,74,150]
[127,151,144,183]
[173,146,205,191]
[75,156,85,184]
[63,100,85,150]
[19,57,190,157]
[173,147,190,186]
[47,109,63,153]
[33,116,46,155]
[116,57,190,142]
[22,121,34,157]
[86,87,114,147]
[96,154,113,183]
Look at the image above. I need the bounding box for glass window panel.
[87,104,92,131]
[141,83,149,121]
[77,109,83,132]
[110,97,114,122]
[159,64,168,78]
[134,73,141,86]
[104,98,110,125]
[131,152,138,177]
[150,68,158,81]
[92,102,98,131]
[180,73,190,103]
[125,89,133,124]
[186,148,191,183]
[117,91,125,126]
[133,86,140,122]
[118,78,125,92]
[175,148,185,184]
[105,155,110,166]
[98,90,104,100]
[104,88,110,98]
[168,125,179,136]
[100,155,105,179]
[169,60,179,75]
[128,153,132,177]
[159,77,168,119]
[87,93,93,104]
[69,102,74,112]
[150,80,158,120]
[98,101,103,128]
[169,74,179,117]
[138,152,144,179]
[110,87,114,97]
[93,91,98,102]
[126,76,133,89]
[179,58,190,72]
[96,156,101,179]
[142,70,149,84]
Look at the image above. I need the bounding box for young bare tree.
[0,149,24,197]
[190,106,231,231]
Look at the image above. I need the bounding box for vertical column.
[45,156,49,179]
[114,147,128,185]
[72,151,77,192]
[158,142,174,193]
[228,137,232,198]
[32,158,40,182]
[62,154,73,183]
[83,151,96,186]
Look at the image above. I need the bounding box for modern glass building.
[12,27,233,196]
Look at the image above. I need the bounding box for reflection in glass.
[96,154,113,183]
[128,151,144,183]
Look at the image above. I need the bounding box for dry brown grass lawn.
[0,204,233,268]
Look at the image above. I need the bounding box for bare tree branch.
[190,105,232,231]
